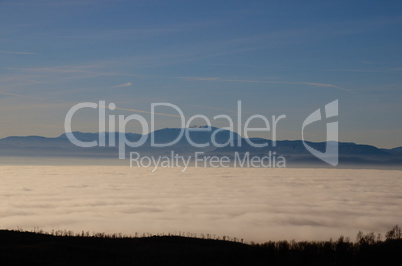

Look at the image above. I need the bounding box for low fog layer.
[0,166,401,242]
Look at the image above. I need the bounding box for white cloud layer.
[0,165,401,242]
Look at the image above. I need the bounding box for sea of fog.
[0,164,401,242]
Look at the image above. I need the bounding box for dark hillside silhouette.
[0,226,401,265]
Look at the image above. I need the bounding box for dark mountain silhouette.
[384,146,402,155]
[0,127,401,167]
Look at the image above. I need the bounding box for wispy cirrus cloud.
[98,104,232,125]
[177,77,353,92]
[0,91,42,99]
[1,66,139,93]
[327,67,402,73]
[178,77,219,81]
[0,50,39,55]
[327,69,384,73]
[112,82,132,88]
[48,82,133,96]
[99,105,184,119]
[5,67,137,77]
[184,104,238,114]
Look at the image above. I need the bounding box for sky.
[0,0,401,148]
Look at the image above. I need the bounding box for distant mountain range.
[1,126,401,168]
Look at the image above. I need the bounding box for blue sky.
[0,0,401,148]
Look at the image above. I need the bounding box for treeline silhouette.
[0,225,401,265]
